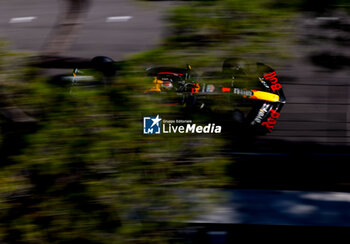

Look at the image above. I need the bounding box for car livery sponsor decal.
[261,109,280,132]
[233,88,253,97]
[264,71,281,91]
[251,103,272,125]
[259,77,270,89]
[205,84,215,92]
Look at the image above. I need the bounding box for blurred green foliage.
[2,0,350,242]
[0,42,230,243]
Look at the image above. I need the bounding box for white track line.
[9,16,37,24]
[106,16,133,23]
[316,17,339,21]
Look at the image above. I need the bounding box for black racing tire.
[91,56,116,77]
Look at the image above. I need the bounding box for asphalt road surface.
[0,0,172,59]
[187,189,350,242]
[192,189,350,227]
[257,15,350,147]
[1,1,350,147]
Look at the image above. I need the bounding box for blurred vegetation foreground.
[0,42,230,244]
[1,0,350,243]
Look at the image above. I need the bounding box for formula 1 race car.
[145,59,286,134]
[33,56,286,134]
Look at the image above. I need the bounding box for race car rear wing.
[248,69,286,133]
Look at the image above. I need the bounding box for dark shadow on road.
[225,138,350,192]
